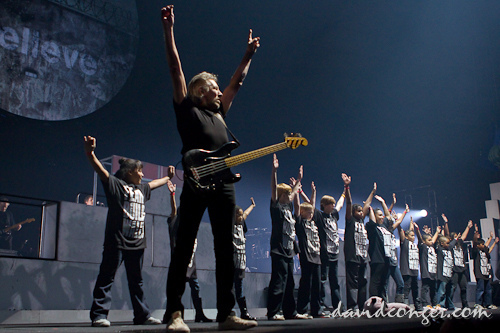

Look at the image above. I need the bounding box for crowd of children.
[261,154,499,320]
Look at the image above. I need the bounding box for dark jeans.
[451,271,468,307]
[90,247,150,324]
[421,278,436,306]
[320,260,342,309]
[370,263,390,303]
[476,279,492,307]
[165,183,236,323]
[345,261,367,310]
[297,258,321,315]
[267,253,297,318]
[386,265,404,296]
[436,280,455,309]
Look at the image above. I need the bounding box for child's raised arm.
[461,220,473,241]
[84,136,110,182]
[414,222,424,244]
[362,182,377,219]
[343,174,352,221]
[243,197,256,221]
[485,231,494,247]
[490,237,499,254]
[167,179,177,218]
[441,213,450,237]
[374,194,390,218]
[149,165,175,190]
[431,226,441,245]
[335,174,348,211]
[392,204,409,231]
[271,154,279,203]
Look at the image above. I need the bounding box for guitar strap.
[213,112,241,147]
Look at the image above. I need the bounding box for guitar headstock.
[284,133,308,149]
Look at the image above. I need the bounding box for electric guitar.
[183,134,308,193]
[0,218,35,235]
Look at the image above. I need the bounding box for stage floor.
[0,309,498,333]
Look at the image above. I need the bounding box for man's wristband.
[170,192,175,196]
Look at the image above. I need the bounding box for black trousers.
[451,270,468,307]
[320,260,342,309]
[403,275,420,304]
[345,261,367,310]
[165,183,236,323]
[421,278,436,306]
[90,247,151,324]
[267,253,297,318]
[369,263,390,303]
[297,258,321,315]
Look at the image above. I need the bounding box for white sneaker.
[92,318,111,327]
[290,313,311,319]
[269,314,285,321]
[488,305,498,310]
[219,311,258,330]
[142,316,162,325]
[474,304,484,310]
[167,311,190,332]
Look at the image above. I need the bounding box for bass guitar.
[0,218,35,235]
[183,134,308,194]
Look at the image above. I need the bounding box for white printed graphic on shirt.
[480,251,491,277]
[453,246,465,267]
[409,242,419,270]
[390,234,398,262]
[325,215,339,255]
[233,224,246,269]
[304,219,320,255]
[122,185,146,239]
[428,246,437,274]
[378,226,393,258]
[442,249,453,278]
[282,207,296,250]
[354,221,368,258]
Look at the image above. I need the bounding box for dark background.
[1,0,500,235]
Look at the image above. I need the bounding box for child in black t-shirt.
[295,182,322,317]
[267,154,308,320]
[435,234,457,310]
[84,135,173,327]
[399,219,422,311]
[442,214,473,309]
[365,194,395,304]
[344,178,375,310]
[472,227,499,309]
[415,224,440,308]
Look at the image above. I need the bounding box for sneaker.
[288,313,312,320]
[167,311,190,332]
[474,304,484,310]
[488,305,498,310]
[142,316,162,325]
[219,311,258,330]
[434,304,447,311]
[92,318,111,327]
[268,314,285,321]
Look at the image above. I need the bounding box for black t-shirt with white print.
[471,247,492,280]
[381,218,399,267]
[436,240,456,282]
[419,243,437,280]
[270,200,298,258]
[452,239,467,273]
[365,219,391,264]
[344,216,368,264]
[102,175,151,250]
[295,214,321,265]
[400,238,419,276]
[313,208,340,262]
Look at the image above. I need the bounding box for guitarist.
[0,197,21,250]
[161,4,260,332]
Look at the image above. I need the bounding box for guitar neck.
[225,142,288,168]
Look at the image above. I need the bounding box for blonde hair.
[320,195,336,210]
[300,202,314,214]
[277,183,292,198]
[187,72,218,104]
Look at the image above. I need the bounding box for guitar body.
[182,141,241,193]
